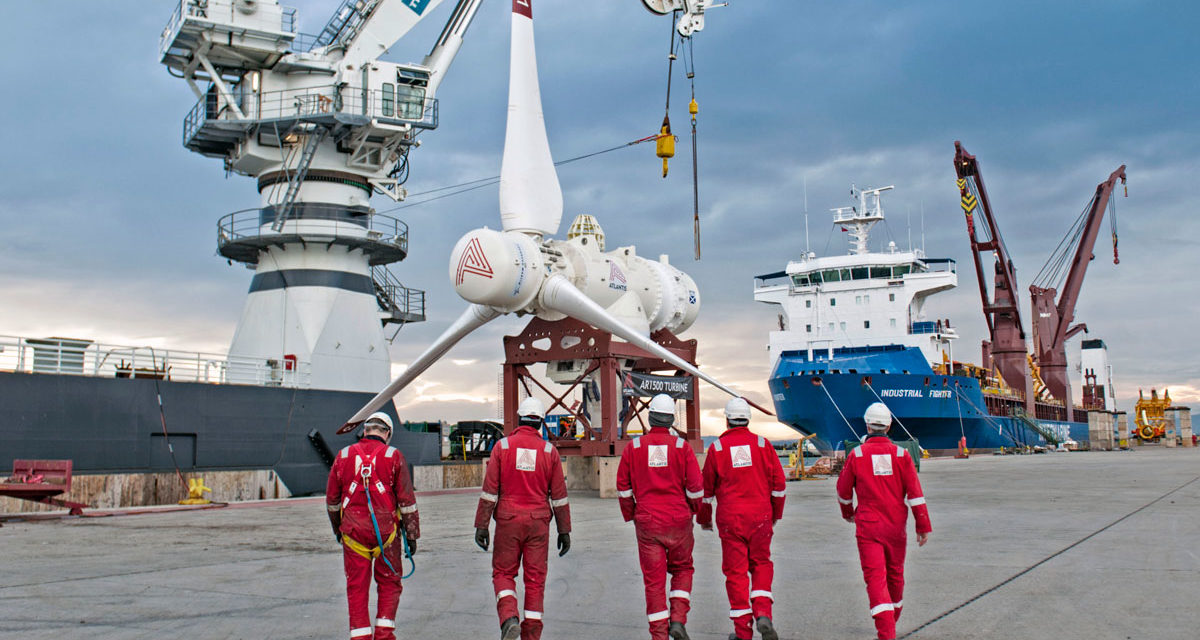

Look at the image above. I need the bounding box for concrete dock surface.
[1,448,1197,640]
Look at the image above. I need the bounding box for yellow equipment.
[656,117,675,177]
[179,477,212,505]
[1133,388,1171,441]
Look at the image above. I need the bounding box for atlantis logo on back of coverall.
[731,445,753,468]
[872,454,893,476]
[516,448,537,472]
[648,445,669,468]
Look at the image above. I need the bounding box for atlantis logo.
[456,237,494,285]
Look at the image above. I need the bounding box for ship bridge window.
[791,274,808,287]
[822,269,842,282]
[851,267,868,280]
[870,266,892,279]
[894,264,912,277]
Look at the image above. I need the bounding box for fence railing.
[0,336,311,389]
[184,84,439,146]
[161,1,299,57]
[217,206,409,255]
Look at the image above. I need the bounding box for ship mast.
[832,185,893,255]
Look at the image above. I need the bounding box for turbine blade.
[498,0,562,237]
[538,275,774,416]
[339,304,502,433]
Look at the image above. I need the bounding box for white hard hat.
[864,402,892,429]
[648,394,675,416]
[518,396,546,419]
[724,397,752,423]
[365,412,394,430]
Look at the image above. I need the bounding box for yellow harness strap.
[342,528,397,560]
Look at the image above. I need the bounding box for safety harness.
[343,458,416,578]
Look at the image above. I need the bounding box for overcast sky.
[1,1,1196,437]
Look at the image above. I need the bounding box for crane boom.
[953,141,1033,409]
[1029,165,1126,422]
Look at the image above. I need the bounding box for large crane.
[1029,165,1126,422]
[953,141,1034,410]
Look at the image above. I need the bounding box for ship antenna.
[907,205,912,252]
[920,200,926,254]
[803,175,810,254]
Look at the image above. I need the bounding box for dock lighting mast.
[953,141,1035,411]
[158,0,484,392]
[1029,165,1127,422]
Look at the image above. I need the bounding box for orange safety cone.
[955,436,970,459]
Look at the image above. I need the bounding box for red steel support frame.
[502,317,702,457]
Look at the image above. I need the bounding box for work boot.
[668,621,690,640]
[755,616,779,640]
[500,617,520,640]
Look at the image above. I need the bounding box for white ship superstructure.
[754,186,959,368]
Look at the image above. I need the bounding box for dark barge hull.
[0,371,440,495]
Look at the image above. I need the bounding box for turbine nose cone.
[450,228,545,313]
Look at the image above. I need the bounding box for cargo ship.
[754,185,1090,455]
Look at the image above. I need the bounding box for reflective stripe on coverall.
[836,435,932,640]
[474,425,571,640]
[698,427,787,640]
[617,428,704,639]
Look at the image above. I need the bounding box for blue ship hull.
[767,346,1088,454]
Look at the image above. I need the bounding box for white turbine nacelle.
[449,220,700,340]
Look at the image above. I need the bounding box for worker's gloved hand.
[917,532,930,547]
[844,515,855,524]
[700,522,713,531]
[334,531,343,544]
[557,532,571,557]
[474,527,490,551]
[405,536,417,555]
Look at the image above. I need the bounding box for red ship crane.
[953,141,1034,410]
[1029,165,1127,422]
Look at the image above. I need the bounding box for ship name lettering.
[929,390,952,399]
[880,389,923,398]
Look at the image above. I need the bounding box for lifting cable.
[373,134,663,214]
[658,11,702,259]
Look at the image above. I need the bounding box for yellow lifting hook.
[656,116,675,178]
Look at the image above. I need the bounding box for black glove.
[475,527,490,551]
[557,532,571,557]
[334,531,343,544]
[405,536,417,556]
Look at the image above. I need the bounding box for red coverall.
[326,436,420,640]
[474,425,571,640]
[616,427,704,639]
[698,427,787,639]
[836,436,932,640]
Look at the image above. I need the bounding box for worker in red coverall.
[836,402,932,640]
[326,412,419,640]
[617,393,704,640]
[474,397,572,640]
[698,397,786,640]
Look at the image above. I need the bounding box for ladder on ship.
[1010,406,1061,446]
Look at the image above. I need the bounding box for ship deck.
[2,448,1197,639]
